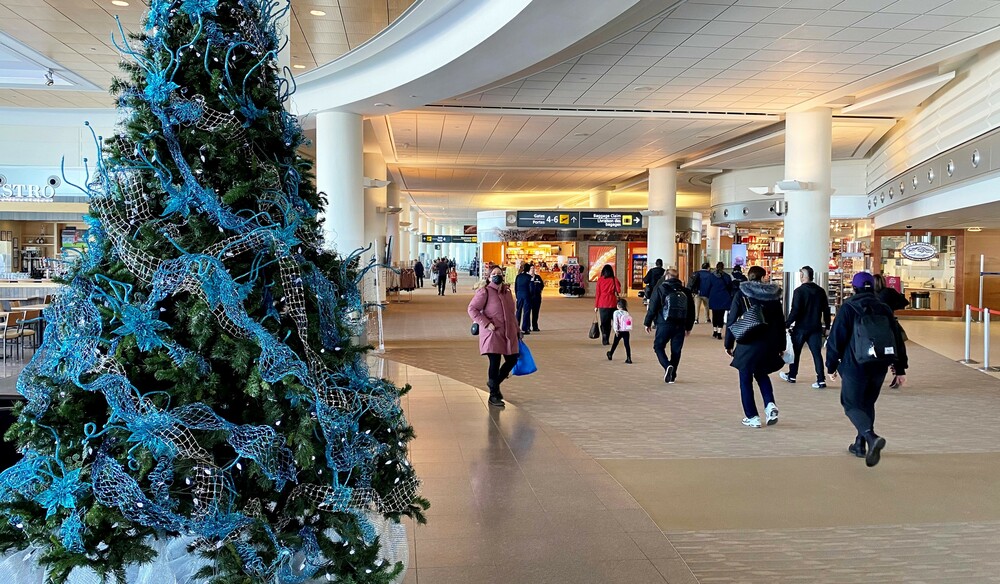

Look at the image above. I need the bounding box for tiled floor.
[383,276,1000,583]
[379,358,694,584]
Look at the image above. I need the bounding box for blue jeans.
[739,368,775,418]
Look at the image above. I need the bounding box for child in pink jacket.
[607,298,633,364]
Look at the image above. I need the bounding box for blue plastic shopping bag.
[511,339,537,376]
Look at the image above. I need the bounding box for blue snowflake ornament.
[181,0,219,20]
[35,468,89,519]
[113,304,170,351]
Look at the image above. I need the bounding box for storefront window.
[878,234,957,312]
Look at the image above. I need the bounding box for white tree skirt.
[0,516,408,583]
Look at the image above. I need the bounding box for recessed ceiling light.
[373,102,392,107]
[633,86,655,91]
[292,64,305,69]
[111,0,129,6]
[968,227,983,232]
[310,10,326,16]
[573,132,590,137]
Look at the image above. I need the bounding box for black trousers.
[653,323,685,376]
[840,365,889,439]
[789,328,825,382]
[530,301,541,331]
[610,331,631,360]
[437,276,446,295]
[515,298,531,332]
[711,308,726,329]
[487,353,519,399]
[416,275,423,287]
[598,307,615,344]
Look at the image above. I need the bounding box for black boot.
[487,380,505,407]
[848,437,866,458]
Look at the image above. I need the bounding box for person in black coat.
[414,260,425,288]
[873,273,909,389]
[827,272,908,467]
[436,259,450,296]
[725,266,785,428]
[781,265,831,388]
[513,263,533,334]
[642,258,666,299]
[644,268,696,383]
[528,265,544,332]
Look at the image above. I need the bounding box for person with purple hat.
[826,271,908,467]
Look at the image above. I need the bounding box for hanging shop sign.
[421,234,478,244]
[578,211,643,229]
[514,211,580,228]
[900,242,938,261]
[0,183,57,202]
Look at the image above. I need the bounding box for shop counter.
[0,280,62,300]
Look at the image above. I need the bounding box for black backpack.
[661,285,688,322]
[850,301,898,364]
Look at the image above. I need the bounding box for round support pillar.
[386,182,401,266]
[363,152,387,262]
[647,165,678,269]
[316,112,364,255]
[589,190,610,208]
[783,109,833,293]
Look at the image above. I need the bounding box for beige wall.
[964,230,1000,310]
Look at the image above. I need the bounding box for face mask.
[491,275,503,285]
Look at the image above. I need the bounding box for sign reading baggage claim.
[511,210,645,229]
[421,234,478,244]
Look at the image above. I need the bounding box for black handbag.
[730,297,766,341]
[471,323,479,336]
[588,317,600,339]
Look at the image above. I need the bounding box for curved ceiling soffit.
[290,0,667,117]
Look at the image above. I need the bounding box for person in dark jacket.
[644,268,696,383]
[514,263,533,334]
[707,262,734,339]
[780,265,831,389]
[689,262,713,324]
[642,258,666,300]
[414,260,425,288]
[731,265,748,288]
[434,258,451,296]
[725,266,785,428]
[528,265,544,332]
[827,272,908,466]
[873,273,909,389]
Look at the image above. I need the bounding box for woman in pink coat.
[468,265,521,407]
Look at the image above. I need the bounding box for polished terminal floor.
[385,276,1000,584]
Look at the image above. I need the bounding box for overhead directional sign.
[578,211,643,229]
[421,234,478,244]
[516,211,580,228]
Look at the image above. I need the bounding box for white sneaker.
[742,416,761,428]
[779,372,796,383]
[765,402,779,426]
[812,381,826,389]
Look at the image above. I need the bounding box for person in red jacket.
[594,264,622,346]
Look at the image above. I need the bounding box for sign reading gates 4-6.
[900,242,938,261]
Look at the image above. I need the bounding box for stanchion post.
[960,304,979,364]
[979,254,985,322]
[980,309,1000,372]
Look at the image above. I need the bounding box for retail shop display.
[0,2,426,583]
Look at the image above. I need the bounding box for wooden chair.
[0,312,23,362]
[18,310,39,352]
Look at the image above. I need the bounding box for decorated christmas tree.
[0,0,426,582]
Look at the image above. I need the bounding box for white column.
[589,190,610,208]
[363,152,386,262]
[399,199,411,263]
[647,164,678,269]
[783,109,832,291]
[316,112,363,255]
[386,182,401,266]
[410,209,420,262]
[705,223,722,266]
[418,215,428,260]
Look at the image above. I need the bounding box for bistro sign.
[900,242,938,261]
[0,174,57,202]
